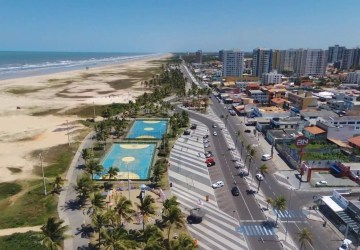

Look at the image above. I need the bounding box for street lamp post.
[39,153,47,196]
[127,162,131,201]
[66,120,70,146]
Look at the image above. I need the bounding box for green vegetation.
[32,144,77,178]
[302,152,352,162]
[0,182,22,200]
[31,109,62,116]
[0,231,46,250]
[0,180,57,229]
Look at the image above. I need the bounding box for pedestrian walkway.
[169,119,248,250]
[0,226,42,237]
[274,209,307,220]
[237,224,276,236]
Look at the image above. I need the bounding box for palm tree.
[101,227,137,250]
[51,176,64,194]
[235,130,242,147]
[91,211,108,248]
[74,174,94,205]
[142,225,165,250]
[248,148,257,173]
[136,195,157,231]
[245,145,252,163]
[259,164,269,175]
[162,196,180,216]
[89,192,106,214]
[107,166,119,180]
[163,206,185,241]
[81,148,93,165]
[170,233,197,250]
[272,195,287,226]
[85,159,104,180]
[114,196,135,226]
[40,217,69,250]
[297,228,313,250]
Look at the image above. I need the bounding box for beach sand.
[0,54,171,183]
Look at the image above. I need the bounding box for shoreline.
[0,53,172,183]
[0,53,164,81]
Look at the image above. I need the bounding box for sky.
[1,0,360,53]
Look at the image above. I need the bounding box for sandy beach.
[0,54,171,183]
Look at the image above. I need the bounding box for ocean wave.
[0,54,150,75]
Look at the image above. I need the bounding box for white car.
[339,239,352,250]
[255,173,264,181]
[212,181,224,189]
[261,154,271,161]
[213,131,218,136]
[316,180,328,186]
[212,124,217,128]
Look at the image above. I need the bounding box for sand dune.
[0,54,170,182]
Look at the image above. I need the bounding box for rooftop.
[348,136,360,147]
[300,109,337,118]
[304,126,326,135]
[249,90,265,94]
[258,106,288,113]
[271,98,287,104]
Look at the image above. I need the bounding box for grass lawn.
[0,180,57,229]
[0,182,22,200]
[0,231,46,250]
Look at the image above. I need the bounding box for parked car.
[239,169,249,177]
[316,180,328,187]
[255,173,264,181]
[203,135,209,139]
[205,157,215,164]
[212,124,217,128]
[190,124,197,129]
[204,143,210,148]
[231,186,240,196]
[205,153,213,158]
[244,129,251,133]
[213,131,218,136]
[203,139,209,143]
[183,129,191,135]
[206,151,213,156]
[235,160,245,168]
[339,239,352,250]
[212,181,224,189]
[261,154,272,161]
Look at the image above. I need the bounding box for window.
[348,122,355,124]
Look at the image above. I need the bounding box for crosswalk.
[274,209,306,219]
[236,224,276,236]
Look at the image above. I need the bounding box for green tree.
[142,225,165,250]
[101,227,137,250]
[81,148,93,165]
[162,205,185,241]
[162,196,180,216]
[137,195,157,231]
[297,228,313,250]
[170,233,197,250]
[40,217,69,250]
[51,176,64,194]
[272,195,287,226]
[91,211,108,248]
[114,196,135,226]
[85,159,104,180]
[107,166,119,180]
[74,174,94,205]
[247,148,257,173]
[257,164,269,192]
[89,192,106,213]
[266,197,273,210]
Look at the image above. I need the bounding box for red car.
[205,157,215,164]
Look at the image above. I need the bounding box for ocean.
[0,51,153,80]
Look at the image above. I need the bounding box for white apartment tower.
[222,50,244,77]
[302,49,328,77]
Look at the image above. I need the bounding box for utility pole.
[93,100,96,119]
[39,153,47,196]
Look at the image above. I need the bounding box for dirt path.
[0,225,42,236]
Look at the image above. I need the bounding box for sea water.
[0,51,153,80]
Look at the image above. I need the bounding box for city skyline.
[1,0,360,52]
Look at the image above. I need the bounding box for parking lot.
[311,172,359,187]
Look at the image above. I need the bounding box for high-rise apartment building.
[195,50,203,64]
[218,50,224,62]
[302,49,328,77]
[328,44,346,63]
[252,48,272,77]
[222,50,244,77]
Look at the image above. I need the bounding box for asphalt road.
[175,106,282,250]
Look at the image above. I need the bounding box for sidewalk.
[169,119,248,250]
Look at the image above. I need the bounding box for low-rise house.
[270,117,308,131]
[317,116,360,142]
[287,90,318,110]
[248,90,268,103]
[348,136,360,149]
[252,106,290,118]
[299,109,338,125]
[303,126,327,140]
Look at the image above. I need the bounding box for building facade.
[328,44,346,64]
[195,50,203,64]
[287,90,318,109]
[261,70,283,85]
[252,48,272,77]
[222,50,244,77]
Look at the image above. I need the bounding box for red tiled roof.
[348,136,360,147]
[304,126,326,135]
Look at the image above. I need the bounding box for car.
[255,173,264,181]
[213,131,217,136]
[206,150,213,155]
[261,154,272,161]
[212,181,224,189]
[183,129,191,135]
[205,153,213,158]
[244,129,251,133]
[231,186,240,196]
[203,135,209,139]
[204,143,210,148]
[190,124,197,129]
[205,157,214,164]
[315,180,328,186]
[235,160,245,168]
[212,124,217,128]
[207,162,215,167]
[339,239,352,250]
[203,139,209,143]
[239,169,249,177]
